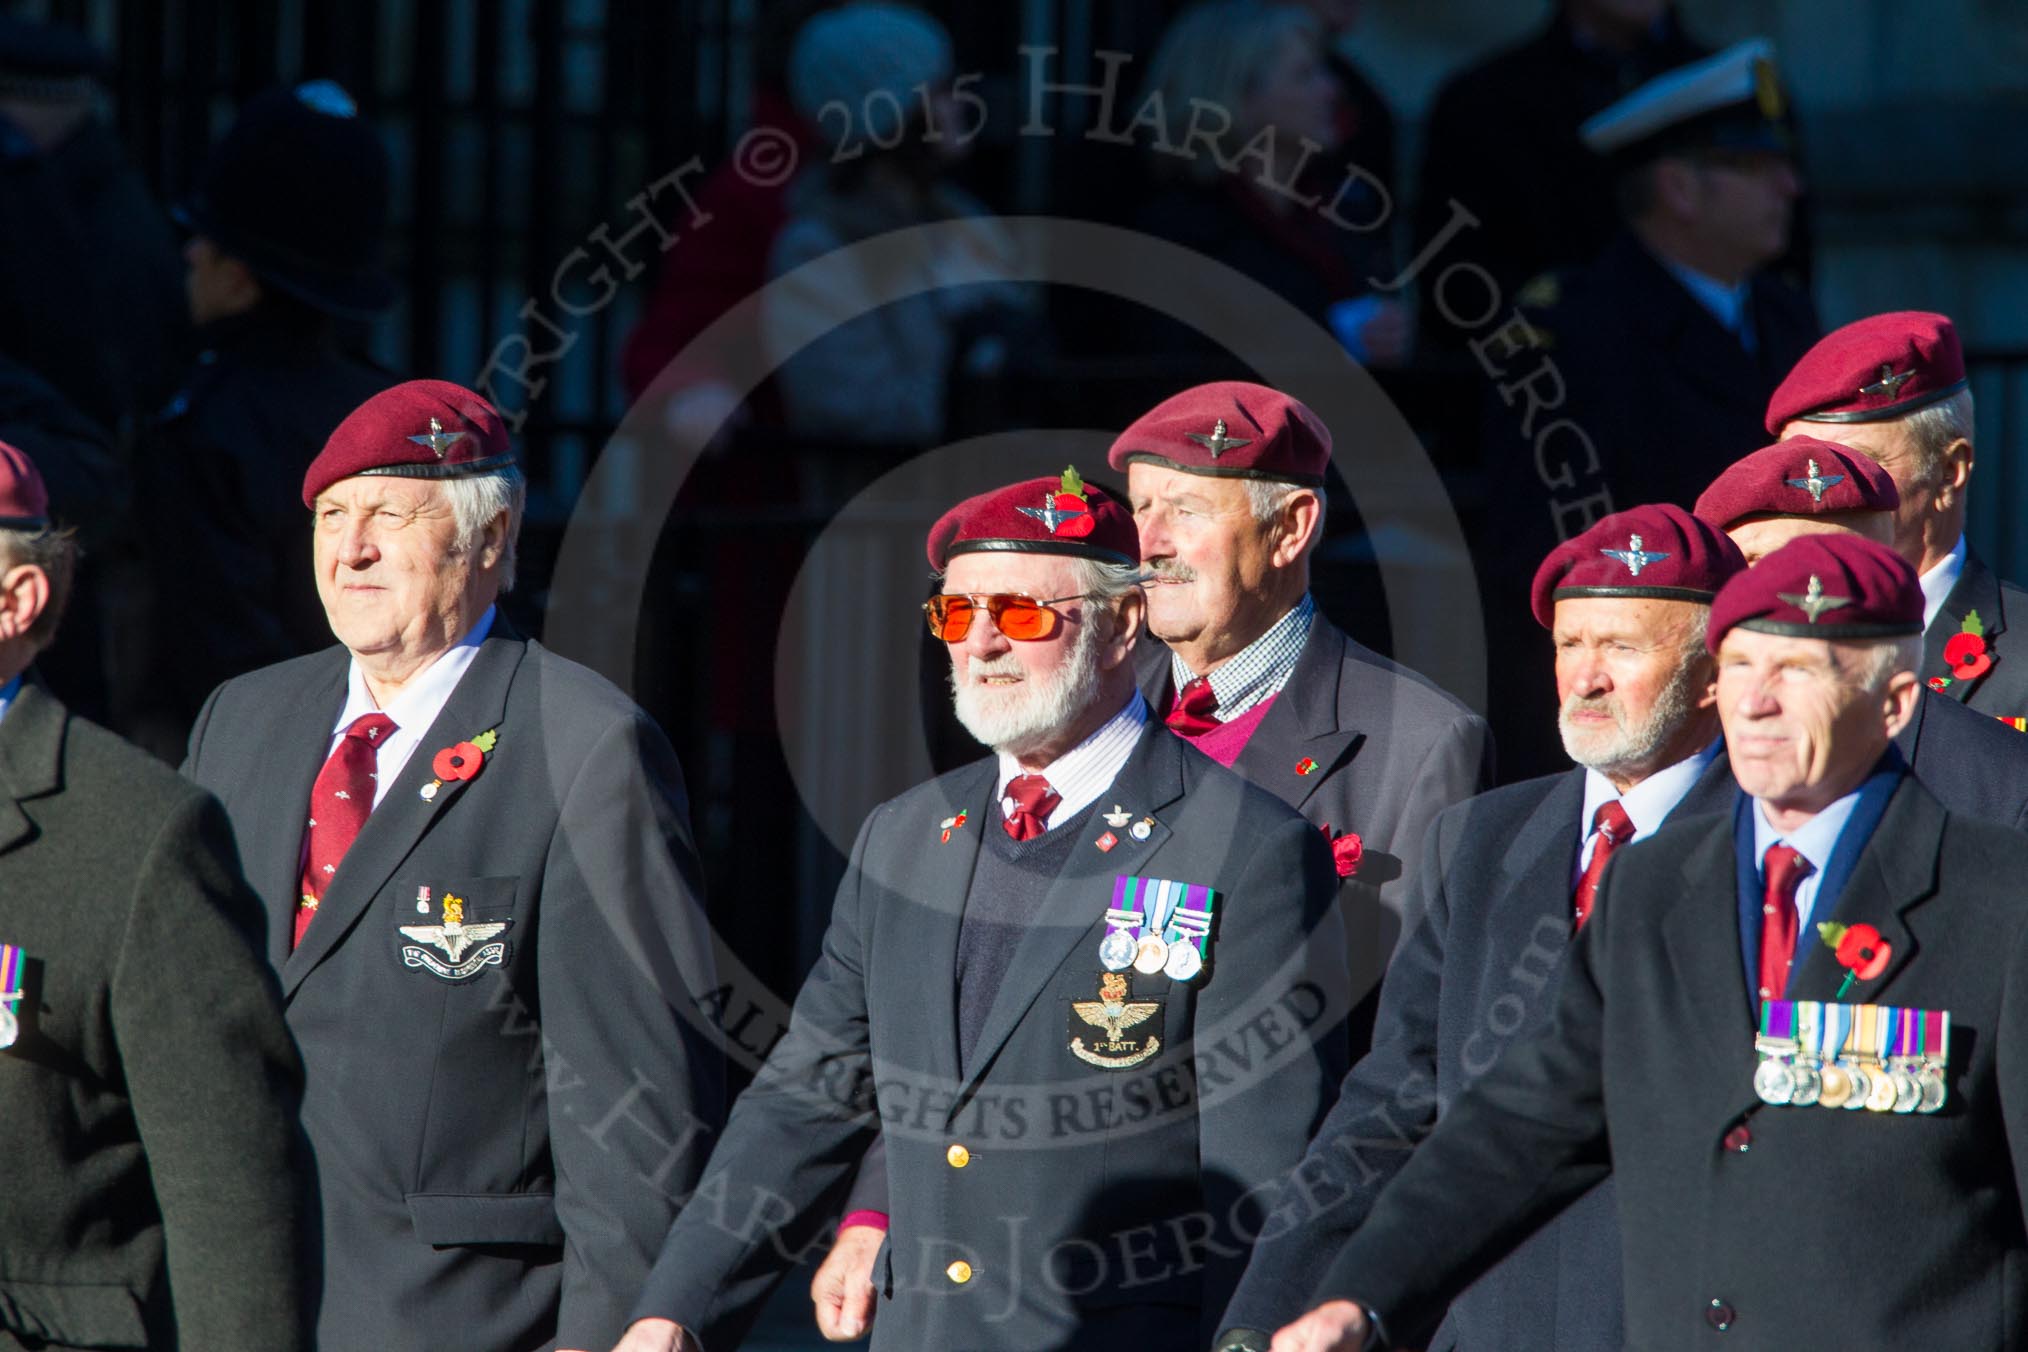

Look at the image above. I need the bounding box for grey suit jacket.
[1138,613,1494,984]
[635,719,1351,1352]
[0,680,308,1352]
[1316,773,2028,1350]
[183,632,724,1352]
[1921,547,2028,716]
[1218,753,1734,1351]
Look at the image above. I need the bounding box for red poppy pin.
[939,810,968,844]
[420,728,498,802]
[1934,611,1993,690]
[1294,757,1317,776]
[1817,920,1892,998]
[1319,824,1363,878]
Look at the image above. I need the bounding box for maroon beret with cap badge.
[302,379,517,507]
[1764,311,1968,435]
[1692,437,1899,530]
[0,441,48,530]
[1531,502,1747,629]
[1707,533,1922,649]
[926,466,1139,570]
[1106,381,1331,486]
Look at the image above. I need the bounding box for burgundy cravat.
[1166,677,1220,736]
[1572,800,1634,930]
[296,713,397,949]
[1757,844,1813,1004]
[1003,774,1061,842]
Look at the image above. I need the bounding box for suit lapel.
[910,760,997,1094]
[1664,813,1759,1066]
[1783,778,1941,1002]
[955,724,1186,1104]
[0,680,66,858]
[236,653,348,971]
[1496,770,1585,916]
[1924,552,2004,704]
[1230,622,1361,813]
[281,635,526,999]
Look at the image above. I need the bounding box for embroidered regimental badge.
[399,892,511,980]
[1068,971,1162,1069]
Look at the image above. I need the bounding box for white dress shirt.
[1573,738,1723,885]
[996,692,1148,833]
[1663,256,1756,353]
[1751,786,1865,934]
[1918,533,1968,634]
[327,607,495,808]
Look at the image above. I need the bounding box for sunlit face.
[1726,512,1891,566]
[1716,628,1911,813]
[313,476,498,669]
[943,552,1113,756]
[1128,463,1289,656]
[1553,597,1714,778]
[1243,30,1340,150]
[1778,418,1937,568]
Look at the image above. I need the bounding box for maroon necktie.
[1003,774,1061,842]
[1166,677,1219,736]
[296,713,398,949]
[1757,844,1813,1004]
[1571,800,1634,930]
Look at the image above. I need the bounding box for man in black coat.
[1479,40,1818,781]
[0,442,309,1351]
[811,385,1490,1334]
[1215,504,1745,1352]
[1273,533,2028,1351]
[1695,436,2028,830]
[182,382,723,1352]
[1766,309,2028,717]
[615,471,1349,1352]
[122,80,396,753]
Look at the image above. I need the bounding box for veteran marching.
[1271,532,2028,1351]
[613,470,1350,1352]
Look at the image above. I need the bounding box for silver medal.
[1163,941,1203,982]
[1098,930,1137,972]
[1752,1056,1794,1106]
[0,1004,16,1050]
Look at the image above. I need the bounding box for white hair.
[1847,634,1923,694]
[1240,477,1326,557]
[1899,387,1976,490]
[439,467,527,592]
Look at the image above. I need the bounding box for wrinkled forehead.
[313,474,448,513]
[941,550,1083,598]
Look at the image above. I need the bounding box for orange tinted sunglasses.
[923,591,1096,642]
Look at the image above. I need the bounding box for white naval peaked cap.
[1581,38,1785,158]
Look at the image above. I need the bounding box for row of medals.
[1099,927,1202,982]
[1753,1044,1945,1113]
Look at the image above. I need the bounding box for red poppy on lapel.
[1819,920,1892,998]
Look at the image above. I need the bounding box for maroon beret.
[927,467,1138,570]
[1107,381,1331,487]
[302,379,516,507]
[1707,533,1921,650]
[1530,503,1747,629]
[1693,437,1899,530]
[0,441,49,530]
[1764,311,1967,434]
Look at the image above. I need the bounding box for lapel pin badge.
[940,810,968,843]
[1095,830,1118,853]
[1130,817,1154,841]
[1294,757,1318,776]
[1102,805,1132,827]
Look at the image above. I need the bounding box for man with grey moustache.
[617,470,1348,1352]
[1216,504,1746,1352]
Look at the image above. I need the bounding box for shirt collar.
[995,691,1148,828]
[1579,737,1722,844]
[0,673,18,726]
[1660,256,1751,337]
[1751,783,1865,879]
[1918,533,1968,634]
[1169,594,1315,722]
[335,606,496,735]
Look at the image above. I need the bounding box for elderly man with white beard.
[1215,503,1746,1352]
[617,470,1349,1352]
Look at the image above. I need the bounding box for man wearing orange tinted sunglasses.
[622,469,1349,1352]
